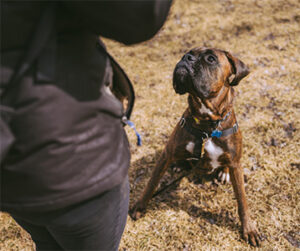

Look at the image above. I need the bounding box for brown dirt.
[1,0,299,250]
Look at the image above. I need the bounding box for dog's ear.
[225,51,250,86]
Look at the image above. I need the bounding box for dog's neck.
[187,85,234,123]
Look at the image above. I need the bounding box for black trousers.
[9,176,130,251]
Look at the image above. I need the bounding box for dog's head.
[173,47,249,98]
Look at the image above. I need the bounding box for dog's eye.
[205,55,217,64]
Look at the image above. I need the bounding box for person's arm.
[63,0,172,45]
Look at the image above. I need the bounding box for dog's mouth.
[173,62,193,95]
[173,66,209,99]
[173,70,212,99]
[173,59,214,99]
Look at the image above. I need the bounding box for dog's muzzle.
[173,61,191,94]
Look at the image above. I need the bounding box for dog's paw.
[242,222,261,247]
[215,168,231,184]
[172,166,182,173]
[171,161,193,173]
[129,202,146,221]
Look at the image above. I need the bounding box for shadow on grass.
[128,149,240,234]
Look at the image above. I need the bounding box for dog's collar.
[179,112,238,139]
[179,113,238,159]
[192,111,231,128]
[211,122,238,138]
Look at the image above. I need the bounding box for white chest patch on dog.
[204,139,223,172]
[186,141,195,154]
[199,104,213,115]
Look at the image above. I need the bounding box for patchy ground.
[1,0,299,250]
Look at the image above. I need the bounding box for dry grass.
[1,0,299,250]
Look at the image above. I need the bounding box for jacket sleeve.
[62,0,172,45]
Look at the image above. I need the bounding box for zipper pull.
[122,116,142,146]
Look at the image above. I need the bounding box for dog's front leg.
[229,163,261,246]
[129,149,171,220]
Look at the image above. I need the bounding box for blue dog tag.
[211,130,222,138]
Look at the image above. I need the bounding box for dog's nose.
[183,53,196,62]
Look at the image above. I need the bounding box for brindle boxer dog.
[129,47,261,246]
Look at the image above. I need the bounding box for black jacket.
[0,0,171,211]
